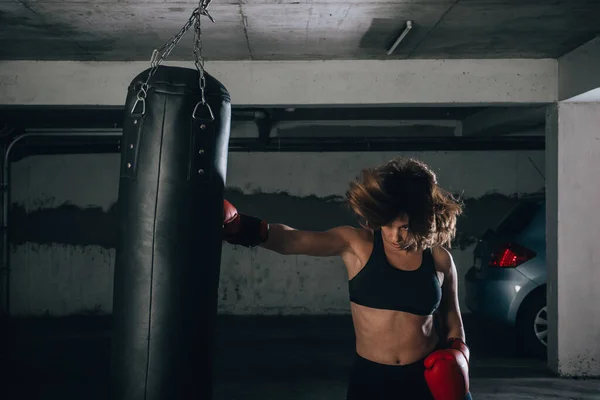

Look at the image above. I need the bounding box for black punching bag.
[110,66,231,400]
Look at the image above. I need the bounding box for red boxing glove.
[424,338,470,400]
[223,200,269,247]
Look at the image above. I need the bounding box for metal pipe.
[0,128,11,316]
[229,136,545,152]
[231,109,268,120]
[1,130,122,315]
[23,128,123,135]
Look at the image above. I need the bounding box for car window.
[496,200,542,238]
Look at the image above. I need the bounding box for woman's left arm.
[433,247,466,342]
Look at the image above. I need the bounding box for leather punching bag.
[110,66,231,400]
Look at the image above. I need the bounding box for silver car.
[465,195,547,357]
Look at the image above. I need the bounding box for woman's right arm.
[223,200,355,257]
[262,224,354,256]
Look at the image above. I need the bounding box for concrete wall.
[8,145,545,316]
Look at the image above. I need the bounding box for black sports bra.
[348,230,442,316]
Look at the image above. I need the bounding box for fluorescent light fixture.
[387,20,413,56]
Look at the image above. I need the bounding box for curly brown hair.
[345,157,463,251]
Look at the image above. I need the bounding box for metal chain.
[193,0,215,120]
[131,0,214,117]
[195,0,213,105]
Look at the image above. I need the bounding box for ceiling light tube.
[387,20,413,56]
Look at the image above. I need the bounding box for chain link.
[193,0,215,120]
[131,0,214,118]
[195,0,214,101]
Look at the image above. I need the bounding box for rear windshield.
[496,200,541,237]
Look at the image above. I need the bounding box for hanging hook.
[198,0,215,22]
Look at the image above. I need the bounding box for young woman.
[223,157,472,400]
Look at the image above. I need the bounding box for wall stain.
[9,189,543,251]
[454,191,543,250]
[223,189,357,232]
[221,286,228,301]
[9,202,118,248]
[235,284,242,301]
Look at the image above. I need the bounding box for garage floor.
[5,315,600,400]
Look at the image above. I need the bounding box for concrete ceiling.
[1,0,599,61]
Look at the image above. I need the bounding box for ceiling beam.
[559,36,600,101]
[0,60,557,107]
[462,106,546,136]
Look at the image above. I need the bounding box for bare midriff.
[351,302,439,365]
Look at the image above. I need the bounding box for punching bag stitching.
[187,119,194,180]
[142,93,167,400]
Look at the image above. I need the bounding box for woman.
[223,157,472,400]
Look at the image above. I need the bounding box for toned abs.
[343,229,443,365]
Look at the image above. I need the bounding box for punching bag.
[110,65,231,400]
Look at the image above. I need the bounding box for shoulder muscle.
[431,246,454,274]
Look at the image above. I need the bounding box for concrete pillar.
[546,102,600,377]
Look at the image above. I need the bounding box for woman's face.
[380,214,410,249]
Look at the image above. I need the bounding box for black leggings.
[346,353,473,400]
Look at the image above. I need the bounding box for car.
[465,195,547,357]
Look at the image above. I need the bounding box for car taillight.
[489,243,536,268]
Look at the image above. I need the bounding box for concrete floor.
[4,315,600,400]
